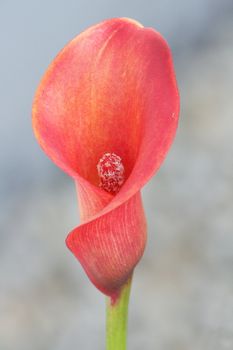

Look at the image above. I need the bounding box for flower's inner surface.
[97,153,125,194]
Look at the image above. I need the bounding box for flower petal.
[32,18,179,186]
[67,179,146,295]
[32,18,179,296]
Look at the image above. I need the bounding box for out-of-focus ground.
[0,1,233,349]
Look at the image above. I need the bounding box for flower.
[32,18,179,297]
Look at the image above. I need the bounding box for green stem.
[106,277,132,350]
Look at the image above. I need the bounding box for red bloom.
[32,18,179,297]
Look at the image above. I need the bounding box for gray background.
[1,1,233,349]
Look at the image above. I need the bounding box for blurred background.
[0,0,233,349]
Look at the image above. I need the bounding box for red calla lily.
[32,18,179,297]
